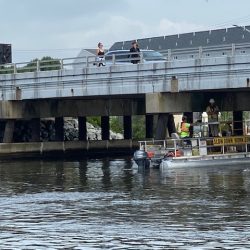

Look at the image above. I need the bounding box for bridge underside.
[0,97,145,119]
[146,91,250,113]
[0,90,250,120]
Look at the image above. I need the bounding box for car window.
[105,51,130,62]
[142,51,165,60]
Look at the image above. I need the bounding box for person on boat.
[206,98,219,137]
[180,116,193,144]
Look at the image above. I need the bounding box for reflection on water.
[0,158,250,249]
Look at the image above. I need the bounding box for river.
[0,158,250,249]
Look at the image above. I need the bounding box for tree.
[0,56,61,74]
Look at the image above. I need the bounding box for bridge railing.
[2,42,250,75]
[160,42,250,60]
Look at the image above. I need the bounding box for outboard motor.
[133,150,150,168]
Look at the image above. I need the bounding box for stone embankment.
[10,118,123,142]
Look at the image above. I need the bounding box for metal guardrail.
[1,42,250,75]
[138,134,250,158]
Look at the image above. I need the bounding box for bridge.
[0,43,250,157]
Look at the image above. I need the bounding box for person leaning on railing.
[129,41,140,64]
[96,42,105,66]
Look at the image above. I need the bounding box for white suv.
[104,49,166,64]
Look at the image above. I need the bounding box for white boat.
[134,135,250,169]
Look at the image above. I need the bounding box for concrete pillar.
[3,120,15,143]
[167,114,176,135]
[184,112,193,137]
[30,118,40,142]
[55,117,64,141]
[155,113,168,140]
[123,116,132,140]
[101,116,110,140]
[146,115,154,139]
[233,111,243,135]
[78,116,87,141]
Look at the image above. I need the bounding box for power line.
[13,44,114,53]
[205,14,250,30]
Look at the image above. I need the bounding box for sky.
[1,0,250,63]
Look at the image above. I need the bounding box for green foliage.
[87,116,101,127]
[87,116,145,139]
[110,116,123,134]
[243,111,250,120]
[0,65,14,74]
[132,116,145,139]
[19,56,60,73]
[0,56,61,74]
[220,111,233,121]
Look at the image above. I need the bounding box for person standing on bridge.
[96,42,105,66]
[206,98,220,137]
[129,41,140,64]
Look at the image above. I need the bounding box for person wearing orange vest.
[180,116,193,145]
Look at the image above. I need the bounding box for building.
[109,25,250,60]
[73,49,97,69]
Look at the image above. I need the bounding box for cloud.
[1,0,204,62]
[157,19,205,36]
[12,15,205,62]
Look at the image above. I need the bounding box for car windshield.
[142,51,165,60]
[105,51,130,61]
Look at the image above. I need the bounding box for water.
[0,158,250,249]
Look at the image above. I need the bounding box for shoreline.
[0,140,139,160]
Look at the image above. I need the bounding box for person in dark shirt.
[129,41,140,64]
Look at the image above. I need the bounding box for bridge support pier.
[123,116,132,139]
[78,116,87,141]
[233,111,243,135]
[146,115,154,139]
[155,113,176,140]
[101,116,110,140]
[167,114,177,136]
[30,118,40,142]
[184,112,193,137]
[3,120,15,143]
[55,117,64,141]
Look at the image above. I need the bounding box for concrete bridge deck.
[0,54,250,101]
[0,44,249,158]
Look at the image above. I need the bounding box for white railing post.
[198,46,203,59]
[231,43,235,57]
[60,59,64,70]
[140,51,143,63]
[36,60,40,71]
[13,63,17,74]
[85,56,89,68]
[112,54,115,64]
[168,49,171,61]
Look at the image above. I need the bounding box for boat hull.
[161,153,250,169]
